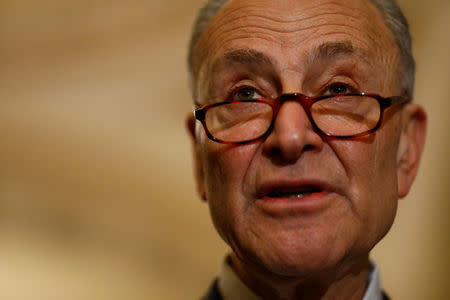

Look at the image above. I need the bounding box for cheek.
[331,120,400,192]
[329,133,399,244]
[342,140,397,192]
[200,142,260,237]
[202,144,258,196]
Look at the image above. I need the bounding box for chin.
[261,249,343,278]
[236,228,354,278]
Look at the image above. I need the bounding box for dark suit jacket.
[201,279,391,300]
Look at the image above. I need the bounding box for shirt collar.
[218,256,261,300]
[218,256,383,300]
[362,262,382,300]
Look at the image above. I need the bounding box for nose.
[262,99,323,163]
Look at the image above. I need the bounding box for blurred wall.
[0,1,448,299]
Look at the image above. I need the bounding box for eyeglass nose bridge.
[271,92,318,124]
[264,92,326,141]
[278,93,315,106]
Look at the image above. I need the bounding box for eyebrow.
[209,48,275,75]
[306,41,368,65]
[223,48,273,66]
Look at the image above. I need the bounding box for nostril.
[262,126,324,163]
[303,144,314,151]
[266,147,298,166]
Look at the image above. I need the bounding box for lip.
[254,179,337,216]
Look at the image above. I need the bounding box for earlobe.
[186,115,207,201]
[397,103,427,198]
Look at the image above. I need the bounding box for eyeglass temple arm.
[387,95,411,105]
[193,107,206,121]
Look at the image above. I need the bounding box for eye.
[233,86,262,101]
[325,83,353,95]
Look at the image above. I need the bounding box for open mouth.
[255,182,333,214]
[266,186,323,200]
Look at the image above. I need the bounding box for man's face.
[190,0,416,277]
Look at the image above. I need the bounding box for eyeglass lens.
[204,95,381,142]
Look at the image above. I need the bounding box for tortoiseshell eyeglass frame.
[193,92,410,145]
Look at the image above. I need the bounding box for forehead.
[193,0,398,82]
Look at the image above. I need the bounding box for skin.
[187,0,427,299]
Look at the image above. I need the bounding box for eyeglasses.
[193,93,410,144]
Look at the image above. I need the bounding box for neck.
[230,254,370,300]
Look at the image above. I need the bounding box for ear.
[186,114,207,201]
[396,103,427,198]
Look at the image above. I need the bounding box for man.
[186,0,427,299]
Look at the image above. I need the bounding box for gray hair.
[188,0,415,98]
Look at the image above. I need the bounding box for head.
[187,0,426,282]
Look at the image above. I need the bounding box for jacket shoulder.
[200,279,223,300]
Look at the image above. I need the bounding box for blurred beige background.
[0,0,448,299]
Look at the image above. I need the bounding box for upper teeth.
[287,192,312,199]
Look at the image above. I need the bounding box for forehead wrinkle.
[195,1,370,69]
[207,11,368,44]
[216,0,365,28]
[200,18,380,76]
[204,0,373,38]
[196,0,378,58]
